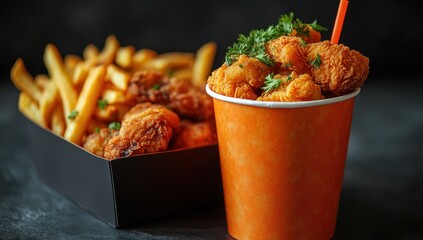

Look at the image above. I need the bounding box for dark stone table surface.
[1,78,423,240]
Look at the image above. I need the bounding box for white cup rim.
[205,84,360,109]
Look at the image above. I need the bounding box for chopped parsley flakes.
[68,110,79,120]
[310,53,322,68]
[225,12,327,66]
[108,122,121,131]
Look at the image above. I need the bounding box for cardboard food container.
[23,115,224,228]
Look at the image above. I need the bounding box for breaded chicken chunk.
[308,40,370,95]
[82,128,118,157]
[127,70,214,121]
[301,26,322,43]
[170,119,217,149]
[266,36,369,95]
[207,55,272,100]
[104,103,179,160]
[258,72,323,102]
[266,36,310,75]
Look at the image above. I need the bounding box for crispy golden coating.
[170,120,217,149]
[82,128,118,158]
[208,35,369,102]
[308,40,370,95]
[127,70,214,121]
[266,36,310,75]
[126,70,165,103]
[207,55,272,100]
[299,26,322,44]
[166,78,214,121]
[258,73,323,102]
[104,103,179,160]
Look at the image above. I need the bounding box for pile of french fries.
[11,35,217,146]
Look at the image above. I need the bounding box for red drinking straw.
[331,0,349,44]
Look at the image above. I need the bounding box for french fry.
[116,46,135,69]
[51,104,66,136]
[74,46,99,87]
[132,49,157,70]
[39,81,60,128]
[64,65,106,145]
[143,52,194,70]
[10,58,42,101]
[18,92,42,126]
[106,64,130,90]
[83,44,99,60]
[35,74,50,90]
[73,61,90,86]
[96,35,119,65]
[172,68,193,80]
[192,42,217,88]
[44,44,78,121]
[101,88,127,104]
[64,54,82,75]
[12,35,218,152]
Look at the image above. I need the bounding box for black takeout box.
[24,115,224,228]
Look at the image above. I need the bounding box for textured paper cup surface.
[206,84,359,240]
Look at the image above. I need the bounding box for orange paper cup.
[206,85,360,240]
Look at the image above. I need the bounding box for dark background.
[1,0,422,81]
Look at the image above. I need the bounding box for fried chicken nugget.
[293,25,322,44]
[258,72,323,102]
[127,70,214,121]
[266,36,310,75]
[126,70,165,103]
[207,54,272,100]
[166,78,214,121]
[170,119,217,149]
[104,103,179,160]
[82,128,118,157]
[308,40,370,95]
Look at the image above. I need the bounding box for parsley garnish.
[108,122,121,131]
[225,12,327,66]
[261,73,294,94]
[68,110,79,120]
[309,20,328,32]
[94,127,100,133]
[225,27,281,66]
[262,73,282,94]
[299,38,307,47]
[279,12,309,37]
[151,84,160,90]
[310,53,322,68]
[97,99,108,110]
[167,69,175,78]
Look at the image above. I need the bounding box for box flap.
[110,145,223,227]
[25,117,117,227]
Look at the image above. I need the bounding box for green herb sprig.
[151,84,161,90]
[97,99,108,110]
[262,73,282,94]
[310,53,322,68]
[108,122,121,131]
[261,73,294,94]
[225,12,327,66]
[68,110,79,120]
